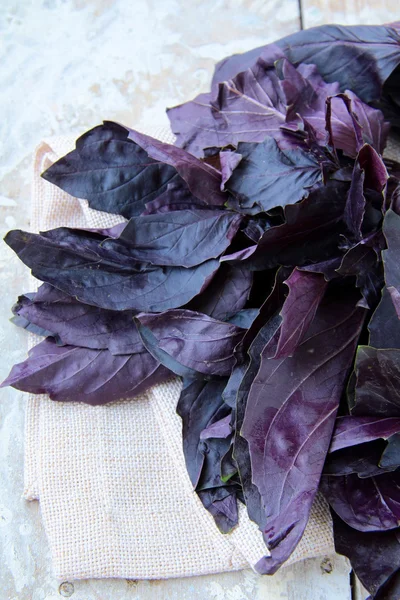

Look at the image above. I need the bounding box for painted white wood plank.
[48,555,351,600]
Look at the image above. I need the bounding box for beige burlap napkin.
[23,126,336,580]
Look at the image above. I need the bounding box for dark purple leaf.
[343,163,366,240]
[167,51,288,156]
[220,443,238,482]
[381,434,400,469]
[232,312,282,530]
[325,92,389,158]
[220,151,242,188]
[225,137,322,215]
[197,433,234,490]
[4,229,219,312]
[299,257,343,280]
[41,121,184,219]
[330,416,400,453]
[226,309,258,330]
[346,91,389,154]
[383,209,400,318]
[127,128,227,206]
[332,512,400,599]
[222,270,288,534]
[324,439,396,478]
[168,55,340,157]
[176,378,228,488]
[116,209,242,268]
[222,180,349,270]
[200,415,232,440]
[275,268,327,359]
[336,234,384,309]
[177,378,239,532]
[369,288,400,349]
[136,309,244,377]
[12,283,142,355]
[321,471,400,532]
[185,263,253,321]
[0,338,169,405]
[142,180,210,215]
[352,347,400,417]
[211,43,284,87]
[197,486,239,534]
[242,291,365,573]
[214,25,400,104]
[359,144,389,194]
[242,218,272,243]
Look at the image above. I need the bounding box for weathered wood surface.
[302,0,397,28]
[0,1,397,598]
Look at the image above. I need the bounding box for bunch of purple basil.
[3,23,400,598]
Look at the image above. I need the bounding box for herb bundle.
[3,23,400,599]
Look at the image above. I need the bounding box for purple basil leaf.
[233,266,290,364]
[336,234,384,309]
[178,385,240,534]
[127,128,227,207]
[134,318,203,380]
[12,283,142,355]
[324,439,396,478]
[115,209,242,268]
[381,434,400,469]
[4,229,219,312]
[0,337,170,405]
[200,414,232,440]
[226,308,259,330]
[330,416,400,453]
[332,512,400,600]
[321,471,400,532]
[369,287,400,348]
[346,91,389,154]
[274,268,327,359]
[11,308,57,340]
[142,180,210,215]
[277,25,400,103]
[352,346,400,418]
[242,218,272,243]
[225,137,322,215]
[185,263,253,322]
[168,55,341,157]
[197,486,239,534]
[217,25,400,104]
[197,433,234,491]
[220,443,238,482]
[41,121,184,219]
[220,151,242,188]
[233,312,282,530]
[344,163,366,240]
[299,257,343,280]
[222,180,349,270]
[176,378,228,488]
[325,92,388,158]
[211,43,284,87]
[359,144,389,195]
[167,51,288,156]
[242,290,365,573]
[383,209,400,318]
[222,271,288,532]
[135,310,244,377]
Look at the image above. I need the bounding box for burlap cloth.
[22,125,339,581]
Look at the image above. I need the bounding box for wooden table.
[0,1,396,598]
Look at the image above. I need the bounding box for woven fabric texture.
[23,126,335,580]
